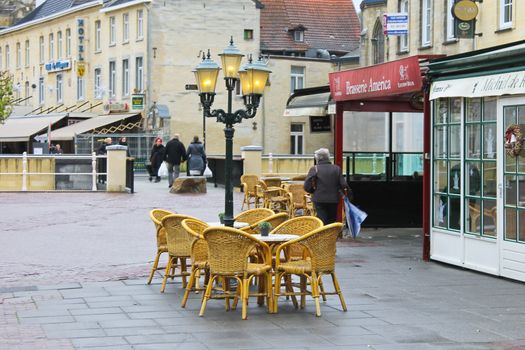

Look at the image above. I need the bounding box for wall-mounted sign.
[77,18,85,61]
[310,116,331,133]
[45,59,71,73]
[383,13,408,36]
[131,94,145,110]
[452,0,478,39]
[185,84,198,90]
[77,63,85,77]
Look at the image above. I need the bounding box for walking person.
[164,134,187,188]
[186,136,206,176]
[118,137,131,157]
[149,137,165,183]
[304,148,350,225]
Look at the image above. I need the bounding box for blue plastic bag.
[344,196,367,238]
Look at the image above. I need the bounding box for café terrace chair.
[287,183,308,217]
[234,208,274,226]
[160,214,200,293]
[199,227,273,320]
[240,212,289,235]
[304,194,316,216]
[255,180,282,209]
[274,223,346,316]
[240,174,260,210]
[147,209,175,285]
[180,218,210,308]
[263,177,282,188]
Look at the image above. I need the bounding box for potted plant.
[218,212,225,225]
[258,221,272,236]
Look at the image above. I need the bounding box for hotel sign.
[45,59,71,73]
[329,56,422,101]
[77,18,85,61]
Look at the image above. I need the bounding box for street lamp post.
[194,38,271,227]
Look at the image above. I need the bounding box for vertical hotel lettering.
[77,18,85,62]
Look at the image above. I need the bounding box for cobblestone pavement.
[1,177,525,349]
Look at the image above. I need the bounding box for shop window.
[244,29,253,40]
[500,0,513,29]
[290,123,304,155]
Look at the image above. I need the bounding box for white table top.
[252,234,298,242]
[207,221,249,229]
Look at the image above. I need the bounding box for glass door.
[499,98,525,281]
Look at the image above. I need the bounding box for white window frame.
[122,13,129,43]
[49,33,54,60]
[65,29,71,57]
[122,58,129,96]
[109,60,116,97]
[5,45,10,68]
[421,0,432,47]
[136,10,144,40]
[290,66,305,94]
[294,30,304,42]
[57,31,62,59]
[290,123,304,155]
[94,68,102,99]
[39,36,44,63]
[24,40,29,67]
[95,20,101,52]
[446,0,456,41]
[500,0,513,29]
[77,76,85,101]
[109,16,116,46]
[38,77,45,104]
[56,74,63,103]
[135,56,143,92]
[16,42,21,68]
[399,0,409,51]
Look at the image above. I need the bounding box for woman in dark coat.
[186,136,206,176]
[149,137,165,182]
[304,148,350,225]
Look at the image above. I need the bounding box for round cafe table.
[251,234,297,243]
[206,221,249,229]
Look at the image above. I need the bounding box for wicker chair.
[255,180,282,209]
[304,194,316,216]
[287,183,308,217]
[199,227,273,320]
[241,212,289,235]
[271,216,323,260]
[147,209,175,285]
[263,177,282,187]
[274,223,346,316]
[180,219,210,308]
[160,214,199,293]
[240,174,260,210]
[234,208,274,226]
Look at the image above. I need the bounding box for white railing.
[0,152,106,192]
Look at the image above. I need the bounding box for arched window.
[372,19,384,64]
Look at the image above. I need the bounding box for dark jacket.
[164,138,187,165]
[187,142,206,171]
[304,159,349,203]
[150,144,165,171]
[97,144,107,155]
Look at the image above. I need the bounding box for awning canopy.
[284,86,333,117]
[50,113,140,141]
[0,114,67,142]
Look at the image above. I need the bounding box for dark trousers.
[314,202,338,225]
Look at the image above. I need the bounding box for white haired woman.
[304,148,350,224]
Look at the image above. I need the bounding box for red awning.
[329,56,426,102]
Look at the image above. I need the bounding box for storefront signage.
[131,94,145,110]
[329,56,422,101]
[430,71,525,100]
[310,116,331,133]
[383,13,408,36]
[77,18,85,61]
[45,59,71,73]
[452,0,478,39]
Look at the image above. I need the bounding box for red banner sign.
[329,56,423,101]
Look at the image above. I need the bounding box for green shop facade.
[427,41,525,282]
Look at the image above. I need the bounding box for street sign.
[131,94,145,110]
[383,13,408,36]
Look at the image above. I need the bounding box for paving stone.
[70,307,123,316]
[97,319,158,328]
[74,313,130,323]
[71,336,128,348]
[18,315,75,324]
[103,327,166,337]
[45,328,106,339]
[132,343,208,350]
[124,333,194,344]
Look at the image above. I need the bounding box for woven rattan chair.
[304,194,316,216]
[274,223,346,316]
[147,209,175,285]
[199,227,273,320]
[241,213,289,235]
[180,218,210,307]
[234,208,274,226]
[255,180,282,209]
[287,183,308,217]
[240,174,260,210]
[271,216,323,260]
[263,177,282,187]
[160,214,200,293]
